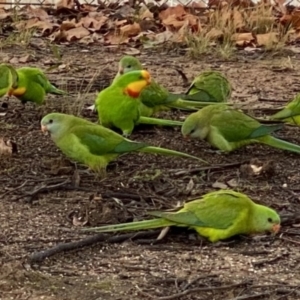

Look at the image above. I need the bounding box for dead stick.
[28,230,160,264]
[136,281,250,300]
[171,160,249,176]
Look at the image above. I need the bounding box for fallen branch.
[136,281,250,300]
[230,292,271,300]
[171,160,249,176]
[28,230,160,264]
[20,179,71,202]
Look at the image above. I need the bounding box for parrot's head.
[118,56,143,75]
[114,70,151,98]
[181,113,209,140]
[41,113,68,139]
[253,205,281,235]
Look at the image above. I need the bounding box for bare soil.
[1,43,300,300]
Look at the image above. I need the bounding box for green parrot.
[114,56,231,116]
[186,70,232,103]
[270,94,300,125]
[0,63,18,97]
[8,67,67,105]
[181,104,300,154]
[83,189,281,243]
[41,113,207,174]
[95,70,183,137]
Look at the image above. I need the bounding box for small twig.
[20,179,71,202]
[279,236,300,246]
[136,281,250,300]
[181,274,218,291]
[1,180,28,197]
[173,68,189,86]
[171,160,249,176]
[28,230,160,264]
[251,255,283,267]
[229,292,271,300]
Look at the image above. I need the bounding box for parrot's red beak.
[183,135,190,140]
[272,223,280,234]
[41,125,48,133]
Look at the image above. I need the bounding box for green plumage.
[186,70,232,103]
[270,94,300,125]
[83,189,280,243]
[41,113,207,174]
[182,104,300,154]
[114,56,232,115]
[0,63,18,97]
[95,71,145,136]
[10,67,67,105]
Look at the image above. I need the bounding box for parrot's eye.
[49,119,53,124]
[127,65,131,68]
[268,218,273,223]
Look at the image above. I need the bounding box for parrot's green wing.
[0,64,18,97]
[186,71,232,103]
[211,108,283,142]
[70,125,148,155]
[140,81,169,108]
[17,67,67,95]
[0,66,12,97]
[149,191,249,230]
[271,95,300,120]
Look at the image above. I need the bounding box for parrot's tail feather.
[262,136,300,154]
[138,116,183,127]
[49,85,68,95]
[140,146,208,163]
[82,218,173,233]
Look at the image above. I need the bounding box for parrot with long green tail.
[83,189,281,243]
[181,104,300,154]
[114,55,232,116]
[41,113,207,174]
[8,67,67,105]
[270,94,300,126]
[95,70,184,136]
[0,63,18,97]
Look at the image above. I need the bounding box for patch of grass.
[186,3,290,59]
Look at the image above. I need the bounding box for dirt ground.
[1,42,300,300]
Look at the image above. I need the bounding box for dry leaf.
[140,8,153,20]
[232,32,256,46]
[50,30,68,42]
[66,26,90,41]
[123,48,141,55]
[60,21,76,31]
[206,28,224,40]
[120,22,141,36]
[80,15,108,31]
[56,0,75,9]
[0,138,17,156]
[159,4,186,21]
[153,30,174,45]
[212,181,228,189]
[19,54,32,63]
[26,20,57,34]
[256,32,278,46]
[26,6,49,21]
[104,32,129,45]
[233,7,245,30]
